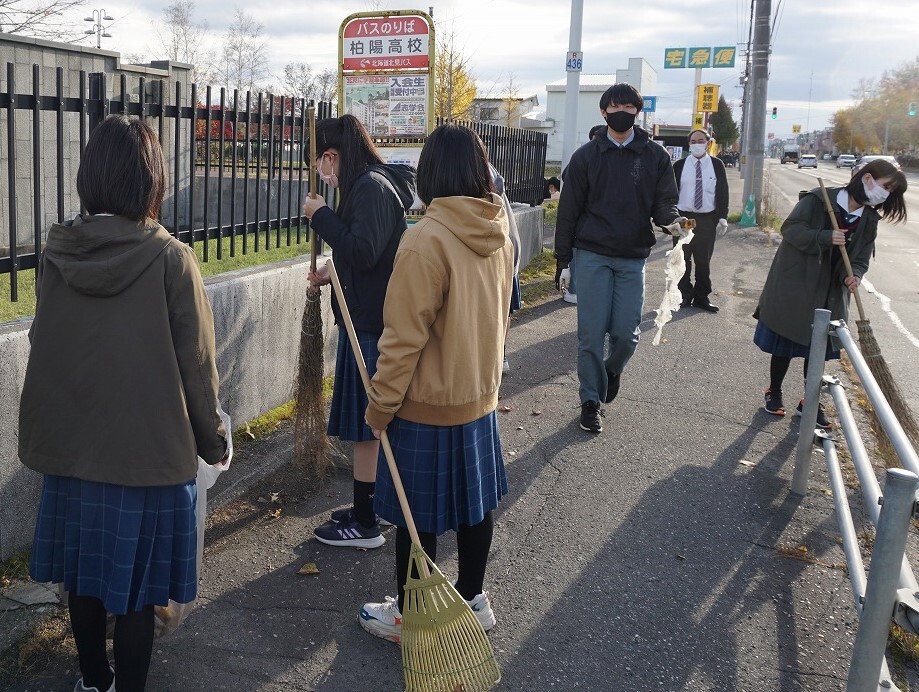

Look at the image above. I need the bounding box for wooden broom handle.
[308,106,318,274]
[325,259,429,566]
[817,177,866,320]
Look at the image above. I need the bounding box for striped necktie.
[694,158,703,210]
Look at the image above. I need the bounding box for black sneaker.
[314,514,385,548]
[604,370,621,404]
[580,401,603,433]
[763,388,785,417]
[330,507,392,528]
[794,400,832,431]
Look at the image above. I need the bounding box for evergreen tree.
[709,95,739,148]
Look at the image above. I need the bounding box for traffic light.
[771,107,777,119]
[909,102,917,118]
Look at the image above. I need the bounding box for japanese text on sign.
[696,84,719,113]
[688,47,712,69]
[665,45,737,69]
[342,15,430,71]
[664,48,687,69]
[344,74,428,136]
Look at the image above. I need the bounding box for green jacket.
[756,187,878,346]
[19,214,227,487]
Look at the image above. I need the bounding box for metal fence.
[794,308,919,691]
[0,62,549,302]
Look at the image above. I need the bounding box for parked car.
[855,154,901,170]
[836,154,856,168]
[798,154,818,169]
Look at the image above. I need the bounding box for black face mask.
[605,110,636,133]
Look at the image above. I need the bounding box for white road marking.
[860,278,919,350]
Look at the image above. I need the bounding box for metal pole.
[791,308,831,495]
[741,0,771,222]
[848,468,919,691]
[560,0,584,173]
[692,67,701,129]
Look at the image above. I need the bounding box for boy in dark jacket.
[554,83,686,433]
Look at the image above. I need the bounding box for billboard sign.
[341,14,431,71]
[696,84,719,113]
[665,45,737,69]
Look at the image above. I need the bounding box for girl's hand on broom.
[831,229,847,245]
[365,416,384,440]
[844,275,861,292]
[303,195,327,219]
[308,265,331,290]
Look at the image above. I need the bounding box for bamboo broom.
[326,258,501,692]
[816,177,919,446]
[293,105,330,479]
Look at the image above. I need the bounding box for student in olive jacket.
[19,115,228,692]
[754,158,907,427]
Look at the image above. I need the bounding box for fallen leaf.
[738,459,757,467]
[268,508,282,519]
[244,423,255,440]
[498,404,513,413]
[270,492,281,503]
[531,410,542,416]
[298,562,320,575]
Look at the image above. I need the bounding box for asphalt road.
[763,158,919,416]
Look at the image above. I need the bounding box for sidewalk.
[5,168,919,690]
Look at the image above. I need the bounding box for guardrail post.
[791,308,832,495]
[847,468,919,691]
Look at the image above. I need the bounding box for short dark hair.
[688,129,710,141]
[845,159,908,224]
[314,114,385,200]
[76,114,165,221]
[416,123,495,205]
[599,83,643,112]
[588,125,607,140]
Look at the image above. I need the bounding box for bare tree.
[153,0,213,84]
[218,7,270,96]
[282,62,338,104]
[501,74,521,128]
[0,0,86,41]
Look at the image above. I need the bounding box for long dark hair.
[314,114,385,202]
[845,159,908,224]
[77,114,166,220]
[416,123,494,205]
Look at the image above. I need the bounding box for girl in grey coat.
[754,159,907,426]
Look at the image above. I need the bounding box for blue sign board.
[643,96,657,113]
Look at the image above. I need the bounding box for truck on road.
[780,144,800,164]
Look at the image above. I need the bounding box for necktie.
[694,159,703,210]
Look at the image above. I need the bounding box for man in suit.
[672,129,729,313]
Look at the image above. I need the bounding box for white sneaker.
[359,596,402,643]
[563,290,578,304]
[358,592,496,643]
[467,591,496,631]
[502,358,510,375]
[74,672,115,692]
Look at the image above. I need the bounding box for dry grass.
[518,249,557,306]
[0,550,30,590]
[0,610,73,686]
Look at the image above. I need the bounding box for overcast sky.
[72,0,918,138]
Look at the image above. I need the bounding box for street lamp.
[84,9,113,49]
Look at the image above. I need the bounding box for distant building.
[523,58,657,164]
[470,94,540,128]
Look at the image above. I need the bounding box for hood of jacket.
[42,214,173,297]
[366,163,417,211]
[422,193,508,257]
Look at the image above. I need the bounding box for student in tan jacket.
[357,123,513,643]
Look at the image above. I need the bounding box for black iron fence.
[0,62,547,302]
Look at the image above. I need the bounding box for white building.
[529,58,658,164]
[470,94,540,128]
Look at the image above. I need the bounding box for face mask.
[862,176,889,205]
[316,154,339,189]
[689,143,707,157]
[605,110,636,133]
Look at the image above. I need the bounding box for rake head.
[401,544,500,692]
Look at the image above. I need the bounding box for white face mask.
[316,154,339,189]
[862,176,889,205]
[689,143,707,157]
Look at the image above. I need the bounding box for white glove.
[665,217,692,239]
[717,218,728,236]
[559,268,571,291]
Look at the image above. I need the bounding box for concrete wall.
[0,33,192,253]
[0,205,544,560]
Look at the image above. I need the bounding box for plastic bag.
[652,231,694,346]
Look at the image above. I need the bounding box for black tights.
[769,355,810,392]
[395,511,494,612]
[69,593,154,692]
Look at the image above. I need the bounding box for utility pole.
[741,0,771,223]
[560,0,584,174]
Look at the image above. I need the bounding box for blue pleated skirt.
[509,273,522,313]
[753,321,840,360]
[29,475,197,615]
[373,411,508,535]
[328,328,380,442]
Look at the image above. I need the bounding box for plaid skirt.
[373,411,508,535]
[29,475,197,615]
[328,328,380,442]
[753,321,840,360]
